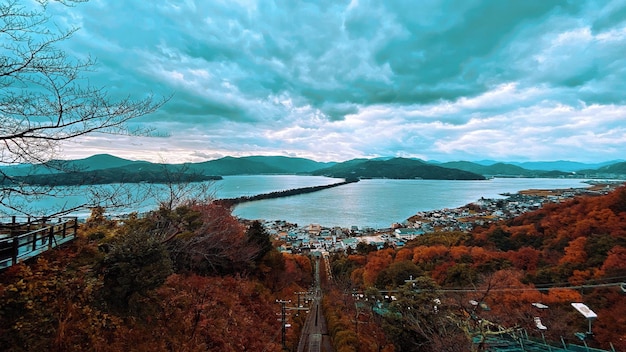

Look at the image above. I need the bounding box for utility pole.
[276,299,290,349]
[294,291,309,307]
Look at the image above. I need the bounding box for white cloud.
[35,0,626,163]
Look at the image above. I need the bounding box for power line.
[438,281,624,293]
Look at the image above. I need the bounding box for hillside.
[441,161,574,178]
[240,155,335,173]
[441,161,536,176]
[510,160,623,172]
[325,186,626,351]
[312,157,486,180]
[0,203,312,351]
[5,164,222,186]
[594,161,626,175]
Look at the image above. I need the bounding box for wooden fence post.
[32,231,37,251]
[11,237,18,266]
[48,226,54,249]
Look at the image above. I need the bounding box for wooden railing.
[0,216,78,269]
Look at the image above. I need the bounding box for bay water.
[230,177,590,228]
[1,175,590,229]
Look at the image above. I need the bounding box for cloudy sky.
[46,0,626,163]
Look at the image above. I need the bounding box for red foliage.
[394,248,414,262]
[167,202,260,274]
[362,249,395,286]
[601,245,626,275]
[109,274,283,352]
[509,246,541,272]
[559,236,587,265]
[347,254,367,266]
[412,245,449,264]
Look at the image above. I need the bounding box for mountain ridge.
[2,154,625,183]
[311,157,486,180]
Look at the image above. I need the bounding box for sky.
[43,0,626,163]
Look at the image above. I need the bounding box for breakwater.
[216,178,359,208]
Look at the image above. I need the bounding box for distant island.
[1,163,222,186]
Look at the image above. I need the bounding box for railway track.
[297,253,333,352]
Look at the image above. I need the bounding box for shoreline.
[260,181,625,253]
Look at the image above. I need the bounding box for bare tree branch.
[0,0,168,216]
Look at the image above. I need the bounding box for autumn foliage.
[1,186,625,351]
[327,185,626,351]
[0,202,313,351]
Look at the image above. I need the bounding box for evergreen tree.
[246,220,273,262]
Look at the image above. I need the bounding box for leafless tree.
[148,159,218,212]
[0,0,168,216]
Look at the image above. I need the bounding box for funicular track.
[297,252,333,352]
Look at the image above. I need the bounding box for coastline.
[261,180,625,254]
[233,177,603,230]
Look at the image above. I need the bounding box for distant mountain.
[238,156,335,173]
[310,158,369,175]
[187,156,286,175]
[439,161,579,178]
[0,154,147,176]
[585,161,626,175]
[440,161,535,177]
[67,154,148,171]
[508,160,623,172]
[311,157,485,180]
[3,154,624,185]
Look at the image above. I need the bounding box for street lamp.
[571,302,597,336]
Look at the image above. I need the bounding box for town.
[261,181,624,254]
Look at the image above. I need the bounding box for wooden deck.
[0,216,78,269]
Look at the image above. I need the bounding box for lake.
[1,176,591,229]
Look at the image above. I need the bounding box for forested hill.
[311,157,486,180]
[440,160,572,177]
[3,164,222,186]
[325,185,626,351]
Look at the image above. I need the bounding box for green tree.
[487,227,516,251]
[245,220,273,263]
[356,242,378,255]
[374,260,422,289]
[99,229,173,313]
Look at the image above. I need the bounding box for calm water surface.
[231,176,590,228]
[2,175,590,228]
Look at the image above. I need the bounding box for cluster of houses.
[262,182,623,254]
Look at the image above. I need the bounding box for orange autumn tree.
[362,249,395,287]
[601,245,626,276]
[0,247,118,351]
